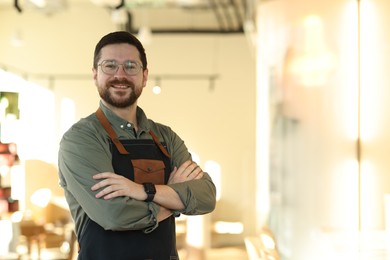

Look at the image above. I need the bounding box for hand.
[168,160,204,185]
[91,172,143,200]
[157,206,173,222]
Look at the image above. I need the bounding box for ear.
[92,68,97,80]
[142,68,149,88]
[92,68,98,83]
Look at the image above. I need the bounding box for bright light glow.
[0,69,57,163]
[60,241,71,254]
[10,211,24,222]
[0,165,9,177]
[60,98,76,136]
[138,26,153,45]
[213,221,244,234]
[189,151,200,164]
[0,96,9,110]
[360,160,380,228]
[0,70,25,92]
[384,194,390,235]
[18,80,56,163]
[244,236,262,259]
[204,160,221,201]
[331,159,359,228]
[152,85,161,95]
[1,115,20,143]
[50,196,69,210]
[30,188,52,208]
[256,16,271,228]
[16,244,28,255]
[90,0,122,7]
[339,3,359,141]
[186,216,205,248]
[111,8,128,24]
[289,15,337,87]
[10,30,23,47]
[10,165,25,206]
[29,0,47,8]
[260,233,276,249]
[0,220,13,255]
[359,1,381,142]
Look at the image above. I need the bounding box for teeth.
[113,85,128,89]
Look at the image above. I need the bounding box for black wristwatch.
[143,183,156,202]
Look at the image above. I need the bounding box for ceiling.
[1,0,256,34]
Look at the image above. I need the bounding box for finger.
[176,160,193,173]
[96,183,127,199]
[93,172,116,180]
[95,185,113,198]
[194,171,204,179]
[103,189,123,200]
[168,166,178,181]
[179,162,196,176]
[185,163,201,177]
[91,177,119,191]
[189,170,204,181]
[91,179,108,191]
[186,165,197,176]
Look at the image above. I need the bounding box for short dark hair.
[93,31,147,70]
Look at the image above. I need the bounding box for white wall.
[0,2,257,245]
[257,0,390,259]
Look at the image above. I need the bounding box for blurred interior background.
[0,0,390,259]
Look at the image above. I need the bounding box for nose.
[115,64,128,76]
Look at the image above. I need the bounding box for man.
[58,31,216,259]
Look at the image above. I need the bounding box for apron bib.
[77,109,178,260]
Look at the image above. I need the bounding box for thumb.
[168,166,178,181]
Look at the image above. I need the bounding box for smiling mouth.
[111,84,129,89]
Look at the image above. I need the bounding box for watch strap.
[143,183,156,202]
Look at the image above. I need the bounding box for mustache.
[108,79,135,87]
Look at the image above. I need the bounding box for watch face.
[144,183,156,194]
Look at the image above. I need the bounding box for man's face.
[93,43,148,108]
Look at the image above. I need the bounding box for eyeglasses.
[98,60,143,76]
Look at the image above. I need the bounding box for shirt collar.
[99,101,150,133]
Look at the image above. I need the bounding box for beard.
[98,79,142,108]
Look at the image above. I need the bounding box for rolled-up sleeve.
[58,120,160,233]
[153,123,217,216]
[168,173,216,215]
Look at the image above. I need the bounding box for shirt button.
[127,123,132,128]
[120,125,124,129]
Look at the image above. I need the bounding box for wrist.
[143,183,156,202]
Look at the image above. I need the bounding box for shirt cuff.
[142,202,160,234]
[168,183,198,214]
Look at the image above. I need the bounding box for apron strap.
[96,108,129,155]
[149,130,171,159]
[95,107,171,158]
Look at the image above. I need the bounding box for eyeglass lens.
[100,60,141,75]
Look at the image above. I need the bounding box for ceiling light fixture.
[152,78,161,95]
[138,26,152,45]
[29,0,47,8]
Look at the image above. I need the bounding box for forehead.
[100,43,140,62]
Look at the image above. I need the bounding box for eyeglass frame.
[98,59,144,76]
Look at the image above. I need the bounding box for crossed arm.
[91,160,204,222]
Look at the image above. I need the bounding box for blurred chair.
[18,220,76,260]
[244,227,280,260]
[244,236,262,260]
[19,220,45,258]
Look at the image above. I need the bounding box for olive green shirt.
[58,102,216,238]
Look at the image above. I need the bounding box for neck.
[102,100,138,127]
